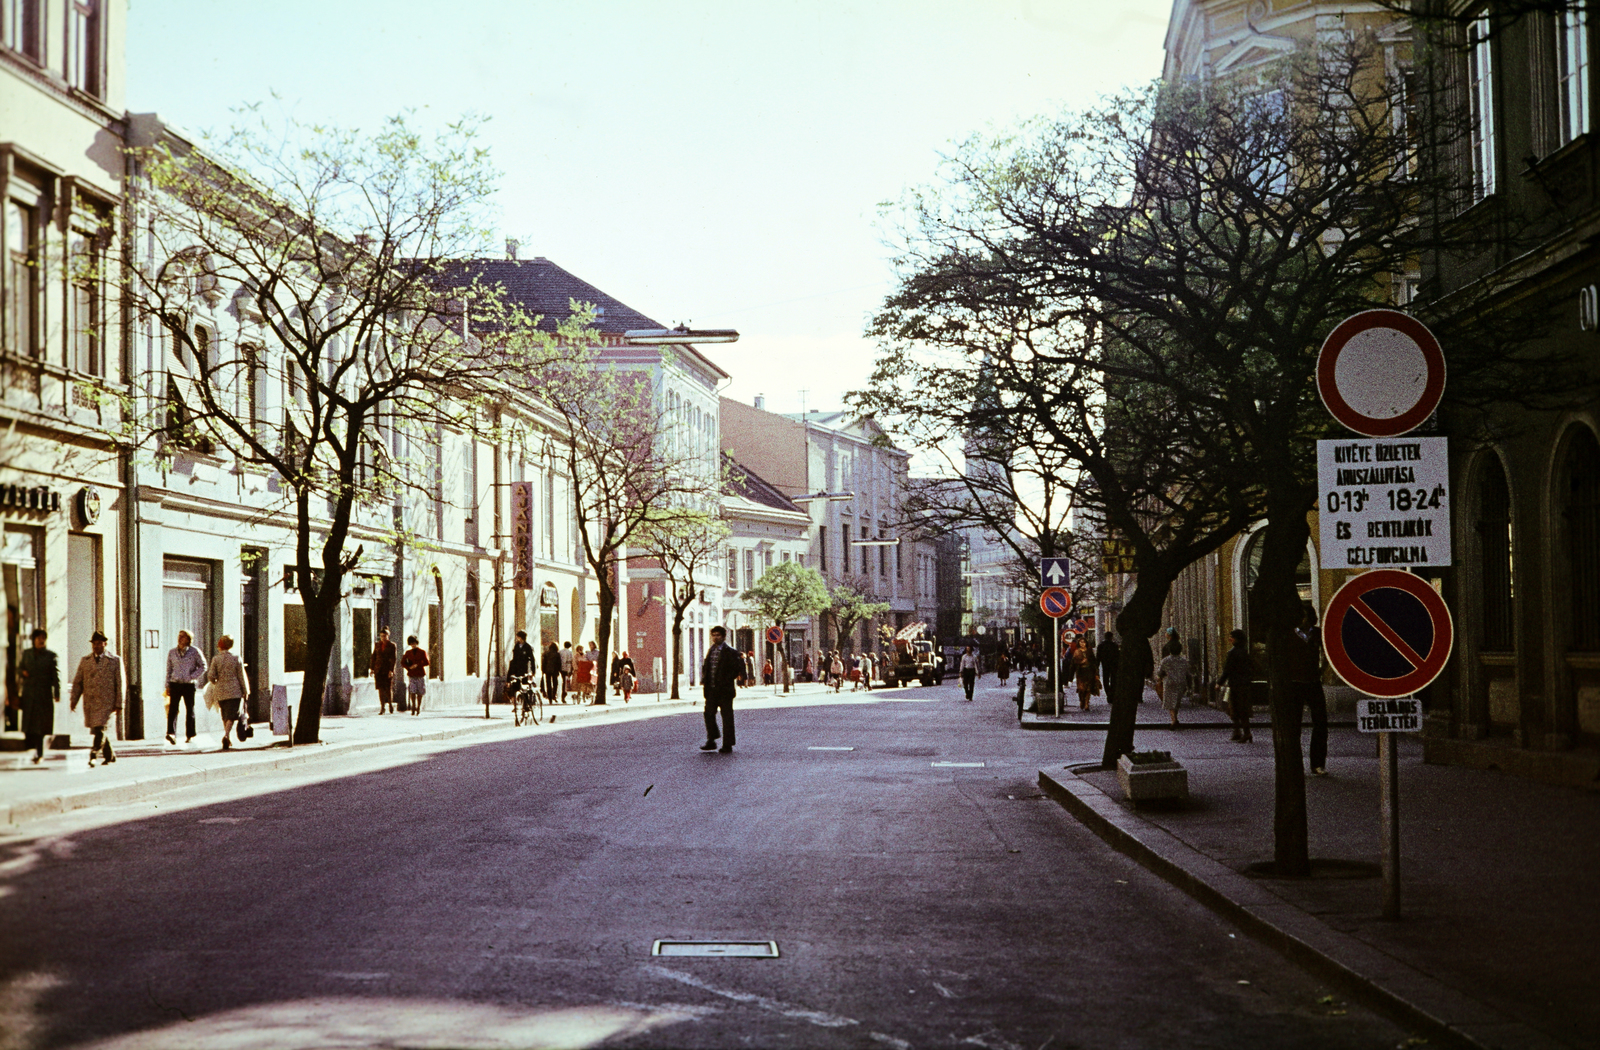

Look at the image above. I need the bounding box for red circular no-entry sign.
[1040,588,1073,619]
[1323,569,1453,698]
[1317,309,1445,438]
[765,625,784,645]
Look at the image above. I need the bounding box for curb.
[1037,767,1569,1050]
[1020,718,1360,731]
[4,697,700,829]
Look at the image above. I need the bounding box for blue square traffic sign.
[1039,557,1071,588]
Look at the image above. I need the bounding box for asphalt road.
[0,679,1416,1049]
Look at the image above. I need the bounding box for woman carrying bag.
[206,635,250,750]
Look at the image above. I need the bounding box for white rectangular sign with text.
[1317,436,1451,568]
[1357,697,1422,733]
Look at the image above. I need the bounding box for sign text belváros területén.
[1317,436,1451,568]
[1357,697,1422,733]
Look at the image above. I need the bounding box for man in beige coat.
[69,630,123,766]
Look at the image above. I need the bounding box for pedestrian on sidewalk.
[829,651,844,692]
[401,635,429,715]
[164,630,207,744]
[541,642,563,702]
[699,625,741,753]
[959,645,979,701]
[69,631,121,766]
[859,651,873,691]
[616,651,637,702]
[204,635,250,749]
[17,628,58,764]
[573,645,592,701]
[1157,637,1189,728]
[1217,628,1255,742]
[996,649,1010,685]
[1097,631,1120,699]
[373,628,397,714]
[1294,603,1330,775]
[560,641,575,700]
[1074,635,1099,710]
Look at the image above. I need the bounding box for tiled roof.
[456,257,664,335]
[724,456,805,514]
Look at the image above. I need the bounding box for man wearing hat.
[69,631,123,766]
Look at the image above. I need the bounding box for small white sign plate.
[1357,697,1422,733]
[1318,436,1451,568]
[931,761,985,768]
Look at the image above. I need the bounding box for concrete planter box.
[1117,753,1189,803]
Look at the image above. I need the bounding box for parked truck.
[882,636,944,687]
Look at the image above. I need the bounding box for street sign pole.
[1053,624,1061,718]
[1380,725,1401,920]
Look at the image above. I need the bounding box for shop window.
[1476,456,1514,649]
[1562,428,1600,650]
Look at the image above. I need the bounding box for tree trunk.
[293,585,338,745]
[670,607,685,700]
[594,581,614,706]
[1249,497,1314,877]
[1100,576,1169,768]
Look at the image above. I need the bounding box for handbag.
[236,714,254,741]
[1219,684,1231,708]
[202,680,219,710]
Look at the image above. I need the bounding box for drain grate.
[652,940,780,957]
[808,746,855,751]
[931,761,985,768]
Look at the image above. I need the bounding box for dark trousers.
[961,668,977,699]
[90,726,115,761]
[166,682,197,738]
[1226,680,1252,733]
[542,672,561,700]
[1295,682,1328,769]
[703,692,735,747]
[24,731,44,758]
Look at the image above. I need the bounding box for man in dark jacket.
[700,625,742,753]
[17,628,58,764]
[1097,632,1121,699]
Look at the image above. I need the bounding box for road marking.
[643,964,860,1029]
[807,746,855,751]
[931,761,985,768]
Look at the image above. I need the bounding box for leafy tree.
[740,562,830,692]
[542,346,718,705]
[125,109,554,744]
[870,37,1555,873]
[639,509,730,699]
[827,583,890,654]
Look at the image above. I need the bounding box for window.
[819,525,827,571]
[763,550,773,575]
[283,604,307,673]
[2,0,41,60]
[193,323,213,373]
[70,232,102,376]
[727,548,738,591]
[6,199,36,356]
[1562,429,1600,650]
[242,345,262,436]
[1476,457,1514,649]
[463,441,479,546]
[1558,5,1591,144]
[841,524,850,571]
[781,551,791,564]
[744,549,755,591]
[1468,14,1497,200]
[67,0,102,96]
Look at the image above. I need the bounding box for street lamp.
[623,325,740,344]
[790,491,854,503]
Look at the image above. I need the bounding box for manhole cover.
[931,761,985,768]
[652,941,779,957]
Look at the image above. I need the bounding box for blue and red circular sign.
[1317,309,1445,438]
[765,625,784,645]
[1040,588,1073,619]
[1323,569,1453,698]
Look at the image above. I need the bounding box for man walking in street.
[699,625,742,753]
[69,631,122,766]
[959,645,980,701]
[164,629,207,744]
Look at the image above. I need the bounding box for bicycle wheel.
[513,681,529,726]
[528,683,543,725]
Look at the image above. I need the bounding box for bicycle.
[508,673,542,726]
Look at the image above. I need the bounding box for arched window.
[1239,529,1314,642]
[1562,428,1600,650]
[1476,456,1514,649]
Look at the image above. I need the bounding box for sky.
[126,1,1174,417]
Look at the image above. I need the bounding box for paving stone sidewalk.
[1040,726,1599,1050]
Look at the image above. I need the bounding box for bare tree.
[639,508,729,699]
[124,109,555,744]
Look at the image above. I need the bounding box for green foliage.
[828,583,890,651]
[742,563,830,629]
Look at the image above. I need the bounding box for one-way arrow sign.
[1039,557,1071,588]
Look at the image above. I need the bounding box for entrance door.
[163,559,213,667]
